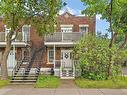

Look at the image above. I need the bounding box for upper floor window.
[22,25,30,42]
[61,25,73,32]
[79,25,89,34]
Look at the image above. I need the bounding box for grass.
[35,75,60,88]
[75,76,127,88]
[0,80,9,88]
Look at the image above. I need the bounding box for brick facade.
[0,12,96,69]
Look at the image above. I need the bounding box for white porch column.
[53,44,56,69]
[62,32,63,41]
[13,45,16,68]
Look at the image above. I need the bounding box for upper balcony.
[44,32,83,43]
[0,32,30,47]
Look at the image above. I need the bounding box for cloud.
[59,6,82,15]
[96,14,102,20]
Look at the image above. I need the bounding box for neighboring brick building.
[0,11,96,79]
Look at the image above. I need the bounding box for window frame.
[48,49,54,64]
[60,25,73,32]
[22,25,31,42]
[79,24,89,34]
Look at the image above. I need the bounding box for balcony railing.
[0,32,29,42]
[45,32,83,42]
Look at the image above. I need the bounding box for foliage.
[75,76,127,88]
[0,0,62,80]
[73,35,127,80]
[81,0,127,34]
[35,75,60,88]
[0,80,9,88]
[0,0,62,35]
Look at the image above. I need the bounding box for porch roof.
[0,42,29,47]
[44,42,76,47]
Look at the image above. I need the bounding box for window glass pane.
[61,27,72,32]
[48,50,54,63]
[80,27,88,34]
[22,25,30,41]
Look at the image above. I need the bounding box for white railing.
[45,32,83,42]
[54,60,79,69]
[54,60,61,69]
[0,32,30,42]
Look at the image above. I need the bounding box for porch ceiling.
[44,42,76,47]
[0,42,29,47]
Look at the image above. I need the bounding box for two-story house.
[43,12,95,79]
[0,11,95,81]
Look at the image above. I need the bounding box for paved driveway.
[1,84,127,95]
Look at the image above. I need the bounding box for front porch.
[44,32,81,79]
[54,60,79,79]
[45,44,79,79]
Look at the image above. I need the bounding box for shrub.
[73,35,127,80]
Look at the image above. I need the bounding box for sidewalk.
[1,84,127,95]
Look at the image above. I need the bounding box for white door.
[7,50,15,70]
[61,50,72,69]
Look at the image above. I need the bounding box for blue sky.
[61,0,110,35]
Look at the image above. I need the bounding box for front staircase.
[11,61,41,84]
[11,45,45,84]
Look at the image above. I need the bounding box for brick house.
[0,11,95,80]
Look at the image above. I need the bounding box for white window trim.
[61,25,73,32]
[79,24,89,27]
[60,24,73,27]
[47,49,54,64]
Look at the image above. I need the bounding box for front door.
[7,50,15,70]
[61,50,72,69]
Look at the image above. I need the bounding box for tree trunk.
[1,59,8,80]
[108,0,113,77]
[109,32,117,48]
[0,33,12,80]
[109,0,114,48]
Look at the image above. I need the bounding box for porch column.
[53,44,56,69]
[13,45,15,68]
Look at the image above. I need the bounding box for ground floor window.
[48,49,54,63]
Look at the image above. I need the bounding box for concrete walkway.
[1,84,127,95]
[59,79,77,88]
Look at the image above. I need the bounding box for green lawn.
[75,76,127,88]
[0,80,9,88]
[35,75,60,88]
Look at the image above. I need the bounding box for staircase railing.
[12,60,22,77]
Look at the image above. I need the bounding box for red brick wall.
[0,12,96,69]
[56,12,96,33]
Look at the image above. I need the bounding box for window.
[48,50,54,63]
[61,25,73,32]
[61,27,72,32]
[79,25,89,35]
[80,27,87,32]
[22,25,30,42]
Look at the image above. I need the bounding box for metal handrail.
[12,60,23,77]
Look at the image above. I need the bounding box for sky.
[60,0,110,35]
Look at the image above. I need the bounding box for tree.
[0,0,62,80]
[81,0,127,48]
[74,35,127,80]
[81,0,127,77]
